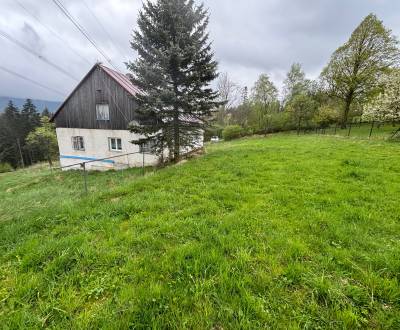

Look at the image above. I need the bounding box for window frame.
[72,136,85,151]
[108,137,122,152]
[96,103,110,121]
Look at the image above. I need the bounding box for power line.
[81,0,130,63]
[51,0,119,71]
[0,65,66,97]
[14,0,92,66]
[0,29,79,81]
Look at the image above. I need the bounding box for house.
[51,63,203,170]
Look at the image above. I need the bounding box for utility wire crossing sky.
[1,0,400,101]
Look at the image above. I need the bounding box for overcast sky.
[1,0,400,102]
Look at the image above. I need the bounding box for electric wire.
[81,0,130,63]
[0,29,79,81]
[51,0,119,71]
[14,0,92,66]
[0,65,66,96]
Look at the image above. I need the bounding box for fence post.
[142,152,145,176]
[297,118,301,136]
[369,121,375,139]
[81,162,88,194]
[334,123,337,135]
[347,121,352,137]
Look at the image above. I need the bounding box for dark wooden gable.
[52,64,138,130]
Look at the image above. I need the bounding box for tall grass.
[0,135,399,329]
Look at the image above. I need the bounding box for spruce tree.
[128,0,221,161]
[3,100,19,124]
[0,101,20,167]
[21,99,41,137]
[42,107,52,118]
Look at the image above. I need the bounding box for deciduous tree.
[283,63,309,105]
[26,116,58,167]
[286,94,318,134]
[321,14,400,127]
[216,72,240,125]
[251,74,279,132]
[363,70,400,122]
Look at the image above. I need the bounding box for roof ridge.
[50,63,140,122]
[99,64,141,95]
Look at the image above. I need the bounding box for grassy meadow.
[314,121,400,140]
[0,134,399,329]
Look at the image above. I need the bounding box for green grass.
[315,122,400,140]
[1,135,399,329]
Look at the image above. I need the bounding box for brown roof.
[99,64,141,96]
[50,63,139,122]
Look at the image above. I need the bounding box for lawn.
[314,121,400,140]
[0,135,399,329]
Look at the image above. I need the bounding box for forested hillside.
[0,96,61,113]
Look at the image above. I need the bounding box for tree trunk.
[159,135,165,166]
[173,109,180,163]
[168,140,173,163]
[297,117,301,136]
[264,119,269,137]
[342,91,354,129]
[16,138,25,168]
[46,140,52,168]
[172,74,180,163]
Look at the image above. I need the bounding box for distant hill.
[0,96,62,113]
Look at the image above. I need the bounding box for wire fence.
[53,151,156,194]
[11,122,398,197]
[297,120,400,140]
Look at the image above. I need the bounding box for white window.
[96,104,110,121]
[72,136,85,151]
[139,140,156,153]
[109,137,122,151]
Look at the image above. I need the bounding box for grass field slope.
[1,135,399,329]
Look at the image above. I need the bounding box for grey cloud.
[21,23,44,53]
[205,0,400,89]
[0,0,399,101]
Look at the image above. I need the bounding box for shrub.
[314,105,340,128]
[0,163,13,173]
[269,112,297,132]
[222,125,244,141]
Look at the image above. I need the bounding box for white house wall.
[56,128,159,170]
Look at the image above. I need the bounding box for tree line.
[211,14,400,140]
[2,6,398,171]
[0,100,57,171]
